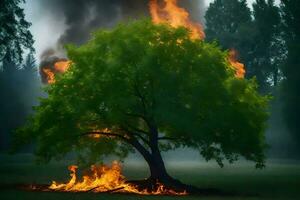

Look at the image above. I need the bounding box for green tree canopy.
[14,20,269,182]
[0,0,34,67]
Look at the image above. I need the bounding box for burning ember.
[45,161,187,195]
[228,49,246,78]
[149,0,205,40]
[88,128,112,139]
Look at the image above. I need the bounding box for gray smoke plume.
[39,0,205,79]
[40,0,205,49]
[44,0,150,46]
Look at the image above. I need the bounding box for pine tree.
[205,0,253,73]
[251,0,284,90]
[0,0,34,67]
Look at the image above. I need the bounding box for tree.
[205,0,284,92]
[14,20,269,190]
[281,0,300,151]
[205,0,253,74]
[0,0,36,151]
[0,53,40,151]
[0,61,26,150]
[252,0,285,90]
[0,0,34,67]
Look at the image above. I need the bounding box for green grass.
[0,154,300,200]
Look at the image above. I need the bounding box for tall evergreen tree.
[252,0,284,90]
[205,0,254,76]
[0,0,37,151]
[0,54,40,151]
[281,0,300,151]
[205,0,285,92]
[0,0,34,67]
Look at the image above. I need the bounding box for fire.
[54,60,70,73]
[41,60,71,84]
[49,161,187,195]
[149,0,245,78]
[149,0,205,40]
[228,49,246,78]
[42,69,56,84]
[89,128,111,139]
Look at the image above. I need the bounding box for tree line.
[205,0,300,153]
[0,0,40,150]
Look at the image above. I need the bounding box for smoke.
[38,0,205,81]
[43,0,147,46]
[178,0,206,23]
[38,0,205,53]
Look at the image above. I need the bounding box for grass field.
[0,154,299,200]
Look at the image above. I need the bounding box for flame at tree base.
[43,161,187,195]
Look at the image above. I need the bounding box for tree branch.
[120,126,150,147]
[123,112,145,120]
[118,110,150,135]
[80,131,129,142]
[133,82,147,116]
[124,123,149,135]
[131,80,158,146]
[158,136,180,141]
[80,130,152,163]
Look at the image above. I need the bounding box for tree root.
[126,177,230,195]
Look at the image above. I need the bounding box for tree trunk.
[273,67,278,87]
[129,123,188,191]
[130,143,205,193]
[147,147,172,181]
[147,123,173,183]
[126,128,223,194]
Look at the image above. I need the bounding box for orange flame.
[89,128,111,139]
[149,0,245,78]
[149,0,205,40]
[43,60,71,84]
[54,60,71,73]
[228,49,246,78]
[42,69,56,84]
[49,161,187,195]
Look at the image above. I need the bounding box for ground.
[0,153,299,200]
